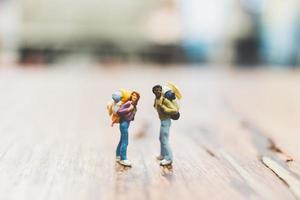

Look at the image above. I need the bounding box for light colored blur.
[0,0,300,66]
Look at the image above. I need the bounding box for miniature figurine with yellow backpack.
[152,82,182,166]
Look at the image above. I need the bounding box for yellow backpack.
[164,82,182,120]
[120,89,132,103]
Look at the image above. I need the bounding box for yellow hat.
[167,82,182,100]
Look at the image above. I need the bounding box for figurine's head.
[112,91,122,103]
[130,91,140,106]
[152,85,162,99]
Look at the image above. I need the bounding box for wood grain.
[0,65,299,200]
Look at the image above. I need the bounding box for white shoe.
[160,159,172,166]
[116,156,121,162]
[119,159,132,167]
[156,155,164,161]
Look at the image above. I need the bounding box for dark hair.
[130,91,140,105]
[152,85,162,93]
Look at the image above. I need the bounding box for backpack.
[107,100,121,126]
[171,112,180,120]
[120,89,132,103]
[162,97,180,120]
[107,89,132,126]
[163,82,182,120]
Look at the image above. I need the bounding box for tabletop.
[0,65,299,200]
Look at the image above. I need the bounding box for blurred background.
[0,0,300,67]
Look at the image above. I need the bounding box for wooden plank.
[0,66,298,200]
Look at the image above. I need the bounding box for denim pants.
[159,119,173,161]
[116,120,130,160]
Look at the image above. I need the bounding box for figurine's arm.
[117,101,131,116]
[160,98,178,114]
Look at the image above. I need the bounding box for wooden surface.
[0,65,299,200]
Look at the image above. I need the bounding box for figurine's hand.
[159,106,165,113]
[128,104,134,111]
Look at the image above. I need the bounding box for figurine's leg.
[116,132,122,157]
[160,119,173,161]
[119,121,129,160]
[159,120,167,158]
[159,121,166,157]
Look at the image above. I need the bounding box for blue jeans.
[116,120,130,160]
[159,119,173,161]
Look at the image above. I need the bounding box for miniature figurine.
[114,91,140,167]
[152,83,181,166]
